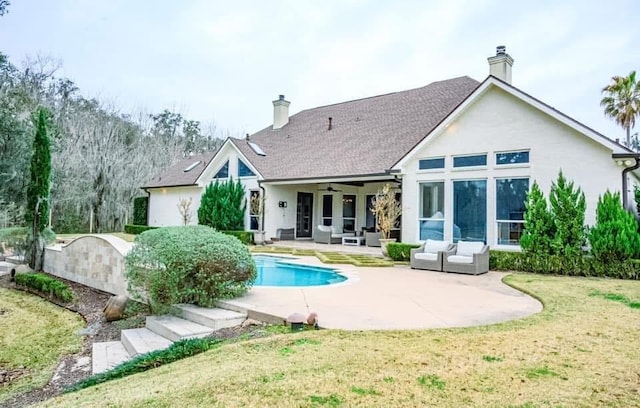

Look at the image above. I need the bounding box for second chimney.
[487,45,514,84]
[272,94,290,130]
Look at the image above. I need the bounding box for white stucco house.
[143,46,640,249]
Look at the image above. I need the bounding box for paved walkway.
[224,255,543,330]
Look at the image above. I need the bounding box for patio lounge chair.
[314,225,353,244]
[442,241,489,275]
[410,239,454,271]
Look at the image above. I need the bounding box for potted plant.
[370,183,402,256]
[250,192,266,245]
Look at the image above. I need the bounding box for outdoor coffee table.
[342,236,363,246]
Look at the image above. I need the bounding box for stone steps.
[91,305,248,375]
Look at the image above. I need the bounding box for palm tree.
[600,71,640,148]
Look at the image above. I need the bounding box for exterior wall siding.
[147,186,203,227]
[401,86,623,247]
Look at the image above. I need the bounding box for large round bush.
[125,225,256,312]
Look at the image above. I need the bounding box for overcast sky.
[1,1,638,140]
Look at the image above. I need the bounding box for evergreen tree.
[589,191,640,262]
[520,181,555,254]
[25,108,52,270]
[549,170,586,257]
[197,177,246,230]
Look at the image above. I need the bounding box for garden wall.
[43,235,132,296]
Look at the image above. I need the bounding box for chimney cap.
[279,94,285,101]
[496,45,506,55]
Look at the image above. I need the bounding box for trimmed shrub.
[220,230,254,245]
[549,170,586,257]
[387,243,422,261]
[65,337,222,393]
[133,196,148,226]
[489,250,640,280]
[124,224,158,235]
[125,225,257,313]
[198,177,246,230]
[589,191,640,262]
[15,272,74,302]
[520,181,555,255]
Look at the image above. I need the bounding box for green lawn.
[40,274,640,407]
[0,288,84,403]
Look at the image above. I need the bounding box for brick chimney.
[272,94,290,129]
[487,45,514,84]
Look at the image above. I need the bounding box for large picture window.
[322,195,333,226]
[342,195,356,232]
[496,178,529,245]
[365,194,376,229]
[453,180,487,242]
[418,182,445,240]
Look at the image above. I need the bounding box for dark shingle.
[143,152,215,188]
[234,76,480,180]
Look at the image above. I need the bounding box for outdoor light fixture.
[278,201,287,208]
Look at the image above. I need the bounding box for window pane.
[419,158,445,170]
[496,151,529,165]
[496,178,529,220]
[238,159,255,177]
[323,195,333,218]
[453,180,487,242]
[420,220,444,240]
[214,161,229,178]
[453,155,487,167]
[365,195,376,229]
[250,216,259,230]
[343,219,355,232]
[420,182,444,218]
[342,195,356,218]
[497,222,525,245]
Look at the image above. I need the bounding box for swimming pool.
[253,255,347,287]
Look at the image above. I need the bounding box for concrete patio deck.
[224,253,543,330]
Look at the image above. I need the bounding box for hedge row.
[66,337,222,393]
[490,250,640,280]
[220,230,254,245]
[387,242,422,261]
[124,224,158,235]
[132,196,148,226]
[15,273,74,302]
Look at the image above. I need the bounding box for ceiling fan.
[317,185,342,193]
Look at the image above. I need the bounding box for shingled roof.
[143,152,215,188]
[233,76,480,181]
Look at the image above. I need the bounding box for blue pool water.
[253,255,347,287]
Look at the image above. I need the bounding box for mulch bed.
[0,273,263,407]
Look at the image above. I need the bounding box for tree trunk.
[626,126,631,149]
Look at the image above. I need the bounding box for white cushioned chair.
[314,225,354,244]
[410,239,454,271]
[443,241,489,275]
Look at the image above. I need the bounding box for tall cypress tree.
[25,108,51,270]
[520,181,555,255]
[549,170,586,257]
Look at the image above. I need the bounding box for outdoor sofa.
[410,239,454,271]
[442,241,489,275]
[314,225,354,244]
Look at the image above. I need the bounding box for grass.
[39,274,640,407]
[251,246,394,267]
[0,288,84,403]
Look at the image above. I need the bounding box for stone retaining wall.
[44,235,132,296]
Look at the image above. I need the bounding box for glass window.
[342,195,356,232]
[322,195,333,226]
[365,194,376,230]
[453,180,487,242]
[496,178,529,245]
[418,182,445,240]
[453,154,487,168]
[238,158,256,177]
[249,190,260,230]
[214,161,228,179]
[419,157,445,170]
[496,151,529,165]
